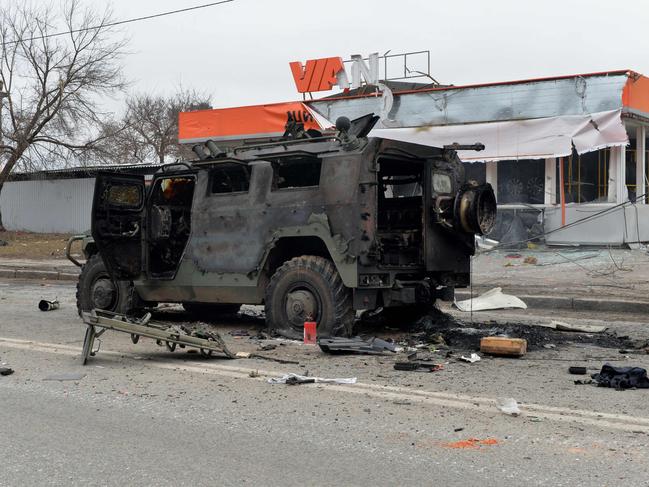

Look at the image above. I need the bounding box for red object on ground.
[303,321,317,344]
[442,438,500,449]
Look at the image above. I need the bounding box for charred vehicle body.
[70,115,496,339]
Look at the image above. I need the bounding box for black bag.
[592,363,649,390]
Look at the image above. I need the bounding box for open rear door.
[91,173,145,280]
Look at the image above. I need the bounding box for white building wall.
[544,204,649,245]
[0,177,95,233]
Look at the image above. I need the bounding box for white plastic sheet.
[370,109,627,162]
[454,287,527,312]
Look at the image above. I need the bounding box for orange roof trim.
[178,101,322,143]
[623,73,649,116]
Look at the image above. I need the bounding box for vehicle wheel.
[76,253,142,316]
[265,256,354,339]
[182,302,241,319]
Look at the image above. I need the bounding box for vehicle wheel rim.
[91,276,117,310]
[285,285,320,331]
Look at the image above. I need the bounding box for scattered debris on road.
[568,366,589,375]
[410,308,630,352]
[394,361,444,372]
[592,364,649,389]
[38,299,59,311]
[454,287,527,312]
[267,373,357,385]
[549,320,607,333]
[459,353,481,363]
[0,367,14,376]
[480,337,527,357]
[235,351,299,364]
[318,336,396,355]
[496,398,521,416]
[228,329,250,337]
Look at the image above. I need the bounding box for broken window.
[497,159,544,204]
[210,164,251,194]
[270,155,321,190]
[105,184,142,208]
[556,149,610,203]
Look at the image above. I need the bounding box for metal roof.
[7,163,162,181]
[308,70,635,129]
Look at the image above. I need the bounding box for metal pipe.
[38,299,59,311]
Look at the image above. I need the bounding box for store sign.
[289,53,380,93]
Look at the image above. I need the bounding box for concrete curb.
[455,291,649,314]
[0,268,79,281]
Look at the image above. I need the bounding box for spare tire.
[454,183,497,235]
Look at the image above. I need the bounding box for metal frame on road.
[80,309,234,365]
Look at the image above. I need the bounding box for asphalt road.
[2,279,649,486]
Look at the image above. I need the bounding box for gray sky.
[108,0,649,111]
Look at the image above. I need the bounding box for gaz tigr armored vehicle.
[71,115,496,339]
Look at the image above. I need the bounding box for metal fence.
[0,177,96,233]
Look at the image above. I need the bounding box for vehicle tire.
[265,256,354,339]
[182,302,241,318]
[76,253,142,317]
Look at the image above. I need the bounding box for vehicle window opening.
[210,164,251,194]
[270,155,321,190]
[377,157,424,266]
[148,176,195,277]
[105,184,142,208]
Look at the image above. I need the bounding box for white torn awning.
[370,109,628,162]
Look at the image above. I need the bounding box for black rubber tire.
[182,302,241,319]
[76,253,142,317]
[265,256,354,339]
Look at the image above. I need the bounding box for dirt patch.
[0,231,73,260]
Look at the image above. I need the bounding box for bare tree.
[0,1,128,229]
[94,89,211,165]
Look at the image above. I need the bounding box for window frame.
[207,163,252,196]
[269,154,323,192]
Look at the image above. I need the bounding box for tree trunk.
[0,151,24,232]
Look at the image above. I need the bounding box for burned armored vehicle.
[71,115,496,338]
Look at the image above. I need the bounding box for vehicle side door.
[91,173,145,280]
